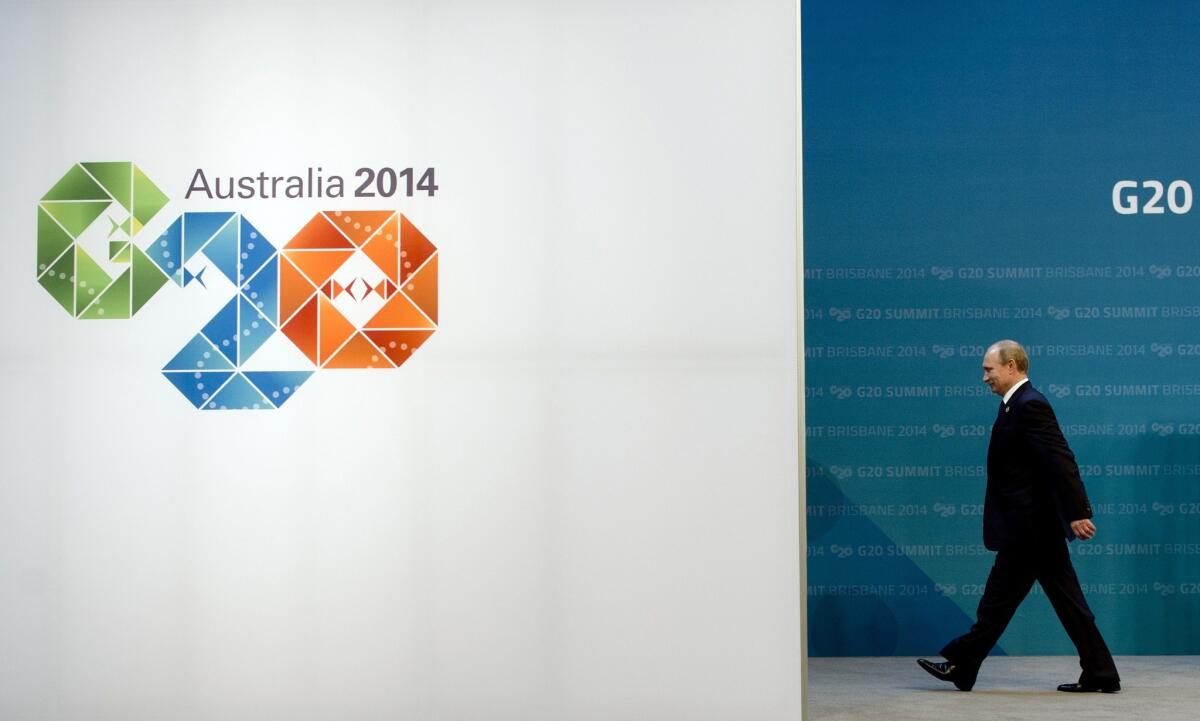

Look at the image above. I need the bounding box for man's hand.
[1070,519,1096,541]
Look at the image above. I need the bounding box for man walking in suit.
[917,340,1121,693]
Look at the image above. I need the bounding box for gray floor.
[807,656,1200,721]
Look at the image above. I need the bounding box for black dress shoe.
[1057,682,1120,693]
[917,658,976,691]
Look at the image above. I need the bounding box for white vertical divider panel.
[0,1,801,719]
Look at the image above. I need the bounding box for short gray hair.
[988,339,1029,372]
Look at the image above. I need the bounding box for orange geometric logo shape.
[280,211,437,368]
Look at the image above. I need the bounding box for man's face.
[981,349,1021,396]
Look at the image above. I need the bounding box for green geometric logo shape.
[36,162,171,318]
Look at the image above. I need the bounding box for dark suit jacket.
[983,381,1093,551]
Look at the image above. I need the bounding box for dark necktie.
[987,401,1005,470]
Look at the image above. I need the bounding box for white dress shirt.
[1002,377,1029,405]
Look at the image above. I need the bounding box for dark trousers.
[940,537,1120,686]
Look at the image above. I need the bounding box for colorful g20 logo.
[36,162,438,409]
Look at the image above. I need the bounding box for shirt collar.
[1003,377,1029,405]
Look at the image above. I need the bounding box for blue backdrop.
[804,0,1200,656]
